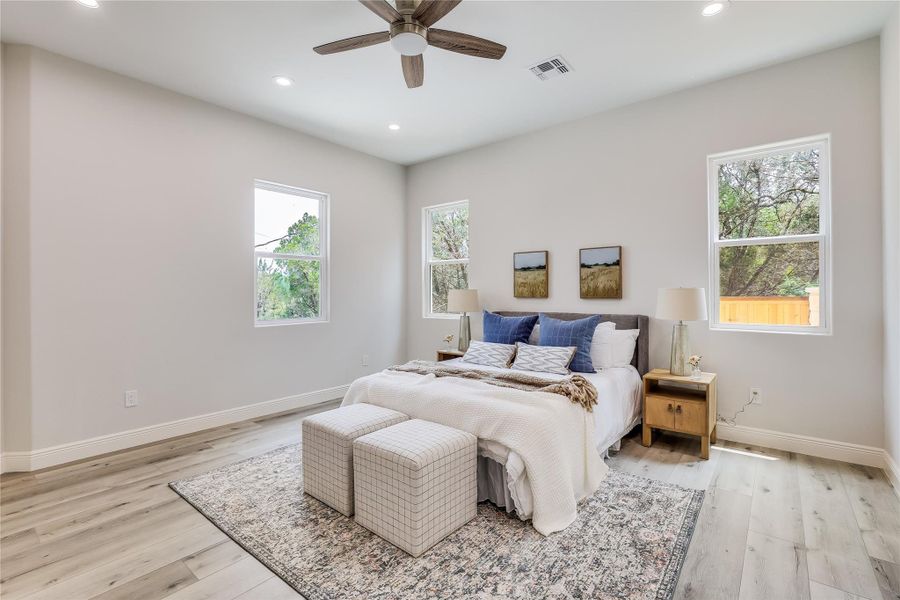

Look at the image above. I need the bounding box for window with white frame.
[708,135,830,334]
[254,180,328,325]
[423,201,469,317]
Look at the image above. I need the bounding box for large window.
[423,201,469,317]
[708,135,830,334]
[254,180,328,325]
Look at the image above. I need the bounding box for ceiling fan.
[313,0,507,89]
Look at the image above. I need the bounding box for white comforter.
[342,368,609,535]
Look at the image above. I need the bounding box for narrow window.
[708,135,830,334]
[254,180,328,325]
[423,201,469,318]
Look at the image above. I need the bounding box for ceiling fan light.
[701,1,724,16]
[391,32,428,56]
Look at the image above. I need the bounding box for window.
[708,135,830,334]
[254,180,328,325]
[423,201,469,317]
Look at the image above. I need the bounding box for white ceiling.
[1,1,894,164]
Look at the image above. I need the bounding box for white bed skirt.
[477,455,517,513]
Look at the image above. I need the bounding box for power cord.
[716,396,755,426]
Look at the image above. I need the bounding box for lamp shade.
[448,289,480,313]
[656,287,708,321]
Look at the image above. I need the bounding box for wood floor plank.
[708,442,759,497]
[871,557,900,600]
[0,503,212,599]
[738,530,810,600]
[674,487,752,600]
[809,579,872,600]
[798,455,883,600]
[838,463,900,565]
[750,449,805,544]
[88,560,198,600]
[0,529,40,557]
[162,556,272,600]
[18,523,226,600]
[34,485,174,543]
[232,576,301,600]
[668,442,723,490]
[183,540,247,580]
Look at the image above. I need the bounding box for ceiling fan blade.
[412,0,462,27]
[359,0,402,23]
[313,31,390,55]
[401,54,424,88]
[428,29,506,59]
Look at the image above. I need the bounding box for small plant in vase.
[688,355,702,380]
[443,334,455,351]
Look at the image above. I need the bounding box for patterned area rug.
[170,444,703,600]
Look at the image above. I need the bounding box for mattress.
[441,358,643,518]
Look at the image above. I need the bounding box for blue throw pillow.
[482,311,539,345]
[538,313,601,373]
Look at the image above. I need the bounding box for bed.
[342,312,649,534]
[456,311,648,519]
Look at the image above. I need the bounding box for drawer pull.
[667,403,674,412]
[675,405,682,414]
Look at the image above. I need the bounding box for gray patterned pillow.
[461,340,516,369]
[511,342,576,375]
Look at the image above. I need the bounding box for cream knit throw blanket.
[389,360,598,412]
[342,365,608,535]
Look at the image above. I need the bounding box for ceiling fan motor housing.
[390,21,428,56]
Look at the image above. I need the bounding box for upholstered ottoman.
[302,404,408,516]
[352,419,477,557]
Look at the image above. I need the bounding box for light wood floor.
[1,402,898,600]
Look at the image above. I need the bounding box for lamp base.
[458,314,471,352]
[670,321,689,376]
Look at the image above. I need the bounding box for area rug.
[170,444,703,600]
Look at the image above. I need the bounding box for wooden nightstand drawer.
[674,400,706,435]
[645,395,676,428]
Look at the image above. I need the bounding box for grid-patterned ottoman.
[353,419,477,557]
[302,403,409,516]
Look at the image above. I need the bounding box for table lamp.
[656,287,708,376]
[448,289,479,352]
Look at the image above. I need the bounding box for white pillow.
[528,324,540,345]
[589,321,618,368]
[462,340,516,369]
[511,342,575,375]
[604,329,640,368]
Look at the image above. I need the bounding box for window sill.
[255,318,329,327]
[424,313,461,320]
[709,324,831,336]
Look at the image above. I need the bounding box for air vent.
[528,56,573,81]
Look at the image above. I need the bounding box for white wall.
[1,45,406,453]
[882,6,900,473]
[406,39,884,448]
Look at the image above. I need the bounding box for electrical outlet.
[361,354,369,367]
[750,387,763,406]
[125,389,139,408]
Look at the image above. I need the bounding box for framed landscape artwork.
[580,246,622,299]
[514,251,549,298]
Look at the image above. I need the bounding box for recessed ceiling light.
[388,123,400,131]
[272,76,294,87]
[75,0,99,7]
[701,1,724,16]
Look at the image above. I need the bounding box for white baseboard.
[884,450,900,500]
[0,384,348,473]
[716,422,886,468]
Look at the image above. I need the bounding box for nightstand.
[641,369,717,459]
[435,349,465,362]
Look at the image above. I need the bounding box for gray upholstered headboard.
[495,312,650,376]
